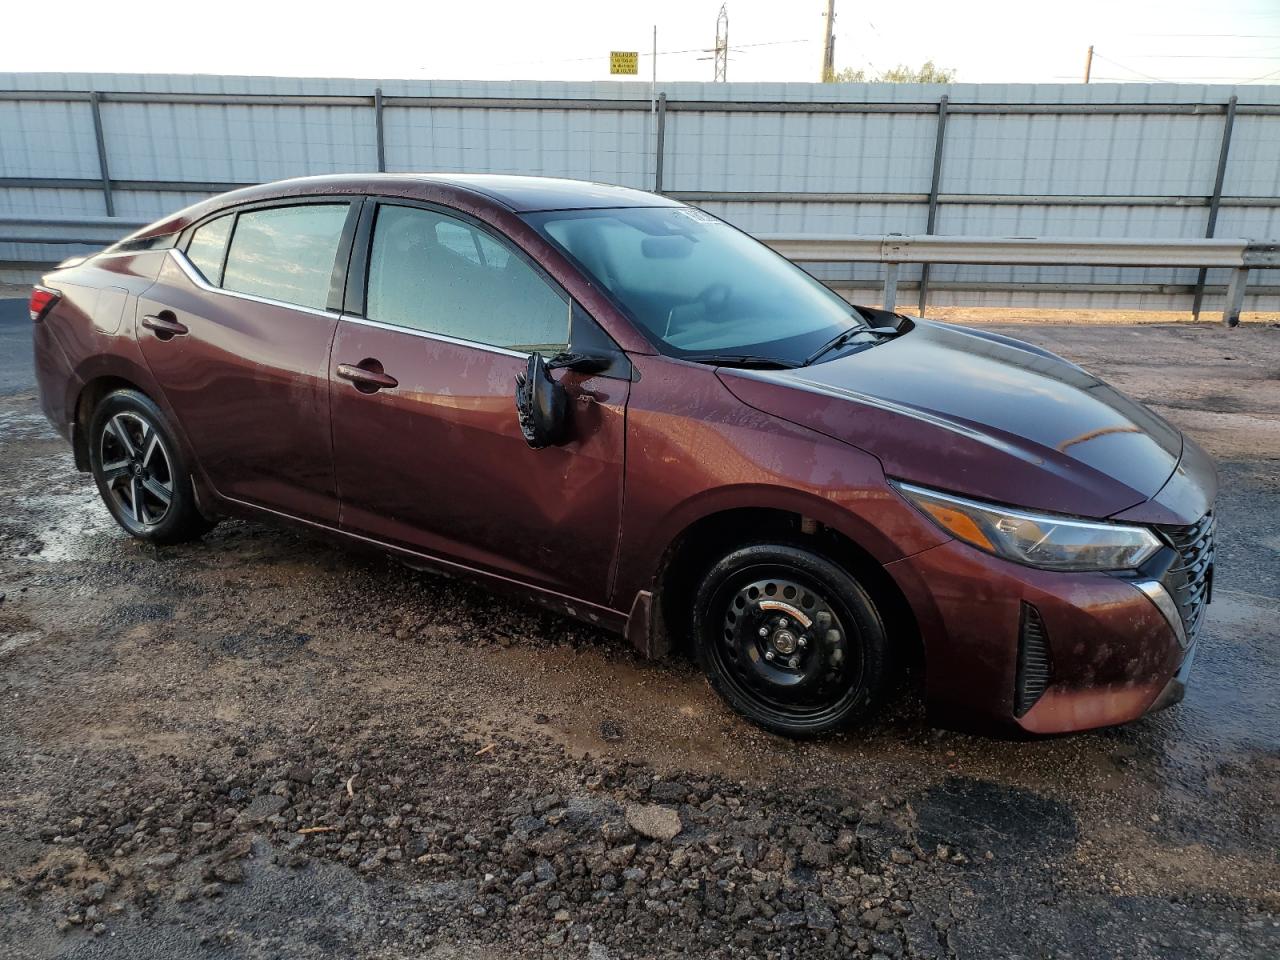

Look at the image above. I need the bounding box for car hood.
[717,319,1185,519]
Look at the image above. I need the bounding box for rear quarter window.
[184,214,234,284]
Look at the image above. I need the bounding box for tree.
[830,60,956,83]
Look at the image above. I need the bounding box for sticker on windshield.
[674,208,719,224]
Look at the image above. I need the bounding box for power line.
[488,38,810,70]
[1118,53,1280,60]
[1085,75,1280,81]
[1120,33,1280,39]
[1084,51,1280,83]
[1091,52,1171,82]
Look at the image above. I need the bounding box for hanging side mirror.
[547,351,612,375]
[514,353,568,450]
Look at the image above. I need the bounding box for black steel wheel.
[88,389,214,544]
[692,543,888,737]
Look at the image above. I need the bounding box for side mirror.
[515,353,568,449]
[547,351,612,375]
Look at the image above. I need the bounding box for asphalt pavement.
[0,298,30,396]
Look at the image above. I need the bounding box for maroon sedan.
[29,174,1215,737]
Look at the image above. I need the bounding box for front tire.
[692,543,889,738]
[88,389,214,545]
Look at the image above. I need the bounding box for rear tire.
[692,542,889,738]
[88,389,214,545]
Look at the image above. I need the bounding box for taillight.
[29,286,61,323]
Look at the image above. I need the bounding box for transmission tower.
[714,4,729,82]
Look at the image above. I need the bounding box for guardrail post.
[882,262,900,312]
[89,91,114,217]
[374,87,387,173]
[1192,95,1237,320]
[1222,267,1247,328]
[654,93,667,193]
[917,95,949,314]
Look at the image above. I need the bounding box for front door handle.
[336,360,398,393]
[141,313,188,340]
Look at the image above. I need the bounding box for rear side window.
[185,214,233,284]
[365,204,569,353]
[222,204,350,310]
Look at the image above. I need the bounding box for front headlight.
[895,482,1162,572]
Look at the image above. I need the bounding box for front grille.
[1156,512,1215,645]
[1014,602,1052,717]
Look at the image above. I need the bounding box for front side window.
[365,204,569,353]
[524,206,864,363]
[185,214,233,284]
[221,204,350,310]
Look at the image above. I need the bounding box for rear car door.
[329,201,628,604]
[136,200,359,524]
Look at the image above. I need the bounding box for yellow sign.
[610,51,639,75]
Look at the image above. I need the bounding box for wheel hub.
[771,628,797,655]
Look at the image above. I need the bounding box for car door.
[136,199,359,525]
[329,200,628,605]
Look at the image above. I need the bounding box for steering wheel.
[697,282,732,320]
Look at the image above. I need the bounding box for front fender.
[613,353,950,615]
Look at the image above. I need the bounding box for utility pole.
[651,25,658,187]
[714,4,729,82]
[821,0,836,82]
[1083,44,1094,83]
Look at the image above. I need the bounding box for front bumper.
[886,538,1193,734]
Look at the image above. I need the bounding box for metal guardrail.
[5,89,1279,114]
[763,234,1279,327]
[0,215,148,244]
[2,218,1275,327]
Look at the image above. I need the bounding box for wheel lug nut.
[764,650,775,662]
[758,626,769,637]
[788,656,799,668]
[797,637,807,648]
[778,618,788,628]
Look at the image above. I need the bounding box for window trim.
[177,196,363,314]
[169,247,340,320]
[337,313,532,360]
[171,193,628,375]
[347,198,574,354]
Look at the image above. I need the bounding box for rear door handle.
[336,361,398,392]
[141,313,188,339]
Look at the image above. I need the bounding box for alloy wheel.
[98,412,174,527]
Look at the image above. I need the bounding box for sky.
[6,0,1280,85]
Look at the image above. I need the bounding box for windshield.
[522,206,864,363]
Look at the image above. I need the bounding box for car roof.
[222,173,681,213]
[409,174,681,212]
[121,173,684,247]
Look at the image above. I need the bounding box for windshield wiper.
[681,353,801,369]
[802,324,902,367]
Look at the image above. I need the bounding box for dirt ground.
[0,305,1277,959]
